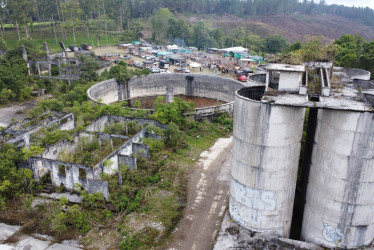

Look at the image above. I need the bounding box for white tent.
[190,62,201,68]
[166,44,179,50]
[219,46,248,53]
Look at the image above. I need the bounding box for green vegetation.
[31,124,73,147]
[103,121,143,136]
[0,144,40,210]
[58,137,125,166]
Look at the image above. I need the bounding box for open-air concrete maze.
[3,67,374,249]
[2,114,165,201]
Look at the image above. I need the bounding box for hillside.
[185,13,374,43]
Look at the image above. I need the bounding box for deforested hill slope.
[253,13,374,42]
[187,13,374,43]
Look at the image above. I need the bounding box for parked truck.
[159,60,170,69]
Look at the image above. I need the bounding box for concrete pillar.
[37,63,41,76]
[65,165,74,190]
[230,86,305,238]
[166,87,174,103]
[301,110,374,248]
[20,45,31,75]
[44,42,52,80]
[24,133,30,149]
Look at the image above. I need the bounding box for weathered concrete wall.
[256,64,268,75]
[29,157,109,200]
[118,154,137,170]
[87,78,118,104]
[278,71,303,93]
[301,109,374,248]
[87,74,245,105]
[86,115,166,133]
[247,74,266,86]
[334,67,371,82]
[230,86,305,238]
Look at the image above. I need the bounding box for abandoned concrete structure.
[87,74,246,118]
[8,115,166,201]
[0,112,74,149]
[230,63,374,248]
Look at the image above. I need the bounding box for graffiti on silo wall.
[322,223,343,243]
[230,179,277,211]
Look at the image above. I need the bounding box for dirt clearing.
[166,136,233,250]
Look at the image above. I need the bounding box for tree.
[151,8,174,43]
[79,53,100,81]
[192,21,212,50]
[109,61,131,83]
[61,0,83,44]
[167,18,190,45]
[7,0,35,39]
[264,36,288,54]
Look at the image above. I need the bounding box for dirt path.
[166,136,233,250]
[0,101,35,127]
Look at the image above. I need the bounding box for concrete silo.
[230,86,306,237]
[301,109,374,248]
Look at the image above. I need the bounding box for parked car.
[150,67,160,73]
[238,75,247,82]
[134,61,142,68]
[174,68,183,73]
[160,69,171,73]
[182,68,190,73]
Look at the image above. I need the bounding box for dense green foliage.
[0,40,44,104]
[0,144,40,210]
[333,34,374,77]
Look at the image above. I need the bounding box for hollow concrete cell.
[301,109,374,248]
[230,87,306,237]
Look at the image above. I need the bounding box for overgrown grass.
[58,136,125,166]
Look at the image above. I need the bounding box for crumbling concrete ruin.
[2,114,164,201]
[231,63,374,248]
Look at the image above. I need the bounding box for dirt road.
[0,102,35,127]
[166,136,233,250]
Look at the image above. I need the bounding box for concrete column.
[65,165,74,190]
[301,110,374,248]
[166,87,174,103]
[37,63,41,76]
[24,133,30,149]
[20,45,31,75]
[230,86,305,238]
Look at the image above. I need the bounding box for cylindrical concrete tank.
[230,86,306,237]
[301,109,374,248]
